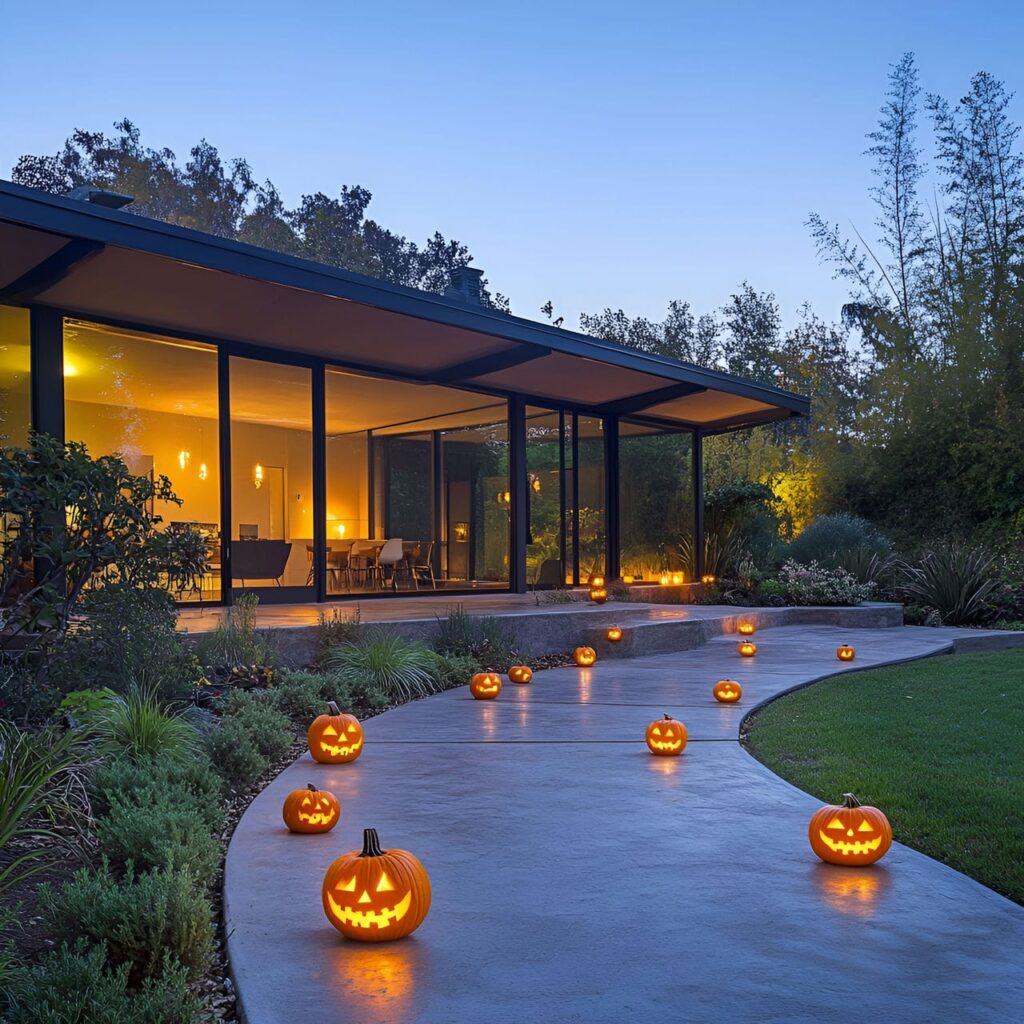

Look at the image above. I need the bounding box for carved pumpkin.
[589,587,608,604]
[738,622,755,636]
[737,641,757,657]
[809,793,892,866]
[606,625,623,642]
[308,702,364,763]
[574,646,597,667]
[713,680,743,703]
[589,574,605,587]
[470,672,502,699]
[322,828,431,941]
[701,574,716,585]
[659,573,671,586]
[837,644,856,662]
[645,713,687,756]
[508,665,533,684]
[670,572,684,585]
[282,783,340,834]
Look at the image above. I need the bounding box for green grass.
[745,650,1024,904]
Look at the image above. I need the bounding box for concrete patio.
[224,622,1024,1023]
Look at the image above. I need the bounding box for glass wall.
[576,415,606,582]
[0,306,31,447]
[619,424,694,581]
[63,319,222,599]
[229,357,313,597]
[525,407,565,586]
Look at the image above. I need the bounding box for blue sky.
[3,1,1022,332]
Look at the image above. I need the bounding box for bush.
[326,630,440,703]
[314,606,363,667]
[94,688,198,765]
[433,651,482,689]
[433,605,520,671]
[40,861,213,982]
[89,755,223,827]
[219,690,294,760]
[777,560,874,606]
[194,592,277,676]
[204,717,267,789]
[6,940,201,1024]
[787,513,890,568]
[900,543,999,625]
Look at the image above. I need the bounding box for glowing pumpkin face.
[837,644,856,662]
[645,714,687,756]
[574,646,597,667]
[737,641,757,657]
[738,622,755,636]
[701,574,716,585]
[589,574,605,587]
[606,626,623,642]
[470,672,502,699]
[670,572,684,585]
[589,587,608,604]
[308,702,364,763]
[508,666,533,684]
[809,793,892,866]
[282,783,340,834]
[659,573,671,585]
[713,680,743,703]
[322,828,431,941]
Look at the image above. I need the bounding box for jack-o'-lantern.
[645,713,687,756]
[606,625,623,642]
[282,782,340,834]
[659,573,671,586]
[574,646,597,667]
[589,574,605,587]
[671,572,684,585]
[713,680,743,703]
[737,641,757,657]
[508,665,533,684]
[738,622,755,636]
[589,586,608,604]
[470,672,502,699]
[809,793,892,866]
[837,644,856,662]
[701,574,716,585]
[322,828,431,941]
[308,702,364,763]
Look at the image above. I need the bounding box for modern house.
[0,179,808,604]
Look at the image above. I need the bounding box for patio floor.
[224,623,1024,1023]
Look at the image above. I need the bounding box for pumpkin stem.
[663,713,673,721]
[360,828,385,857]
[327,701,341,715]
[841,793,862,809]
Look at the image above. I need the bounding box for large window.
[576,415,606,582]
[525,407,566,586]
[0,306,31,447]
[63,319,221,599]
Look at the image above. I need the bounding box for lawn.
[744,650,1024,904]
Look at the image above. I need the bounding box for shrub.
[433,652,482,689]
[900,543,999,625]
[204,717,267,789]
[219,689,294,759]
[6,939,201,1024]
[314,606,363,667]
[777,560,874,606]
[40,861,213,982]
[94,688,198,765]
[326,630,440,703]
[89,755,223,827]
[194,591,277,675]
[831,543,899,586]
[270,670,355,722]
[787,513,890,568]
[433,605,519,671]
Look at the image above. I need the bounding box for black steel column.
[571,414,580,586]
[30,308,64,439]
[311,365,327,602]
[366,431,375,539]
[603,415,620,581]
[217,349,233,605]
[558,411,567,585]
[693,429,705,580]
[431,432,443,580]
[509,396,527,593]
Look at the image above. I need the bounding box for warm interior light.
[659,573,671,585]
[337,523,346,537]
[453,521,469,542]
[671,572,684,585]
[495,489,511,507]
[62,359,78,377]
[530,474,542,493]
[198,462,208,481]
[253,463,264,489]
[178,449,190,470]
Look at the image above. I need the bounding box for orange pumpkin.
[589,574,605,587]
[700,574,717,585]
[589,587,608,604]
[837,644,856,662]
[737,641,757,657]
[308,702,364,763]
[322,828,431,941]
[470,672,502,699]
[282,783,340,834]
[574,646,597,667]
[809,793,892,866]
[606,625,623,642]
[659,573,671,586]
[738,622,755,636]
[645,713,687,756]
[713,680,743,703]
[508,665,533,684]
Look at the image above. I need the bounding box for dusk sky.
[4,0,1022,333]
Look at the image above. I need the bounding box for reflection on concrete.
[331,942,423,1021]
[813,863,892,918]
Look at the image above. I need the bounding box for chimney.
[65,186,134,210]
[445,266,484,305]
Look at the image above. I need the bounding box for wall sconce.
[529,474,542,493]
[178,449,190,470]
[198,462,208,481]
[495,490,511,508]
[253,463,264,489]
[454,521,469,542]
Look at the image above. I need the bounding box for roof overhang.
[0,180,809,434]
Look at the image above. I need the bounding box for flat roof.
[0,179,808,433]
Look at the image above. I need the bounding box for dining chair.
[411,540,437,590]
[377,538,405,590]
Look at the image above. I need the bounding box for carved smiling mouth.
[649,740,682,751]
[298,810,336,826]
[818,831,882,856]
[320,738,363,758]
[326,890,412,929]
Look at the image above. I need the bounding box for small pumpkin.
[737,622,755,636]
[308,702,364,763]
[322,828,431,941]
[508,665,533,684]
[713,680,742,703]
[701,574,716,585]
[645,713,687,756]
[574,646,597,667]
[589,586,608,604]
[470,672,502,699]
[737,641,757,657]
[809,793,892,866]
[670,572,684,585]
[606,625,623,642]
[837,644,856,662]
[589,574,605,587]
[282,782,340,834]
[659,573,671,586]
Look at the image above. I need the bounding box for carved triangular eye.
[652,726,662,736]
[376,871,395,892]
[336,876,357,891]
[348,722,359,734]
[301,796,312,807]
[857,820,874,833]
[322,724,338,737]
[827,817,844,830]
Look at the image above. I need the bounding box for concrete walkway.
[225,624,1024,1023]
